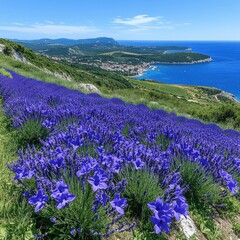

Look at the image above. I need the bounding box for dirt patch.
[215,217,239,240]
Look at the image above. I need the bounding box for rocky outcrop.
[78,83,101,94]
[180,215,198,239]
[42,68,72,82]
[12,50,30,64]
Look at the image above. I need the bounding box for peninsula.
[12,37,212,76]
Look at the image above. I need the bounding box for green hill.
[0,38,132,90]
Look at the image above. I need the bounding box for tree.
[3,46,13,56]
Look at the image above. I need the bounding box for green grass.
[131,80,190,97]
[190,203,222,240]
[0,68,12,78]
[16,119,49,150]
[117,166,164,225]
[0,99,35,240]
[174,159,222,205]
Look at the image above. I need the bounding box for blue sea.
[118,41,240,100]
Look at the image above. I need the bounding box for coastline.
[154,57,212,65]
[128,58,240,104]
[128,57,212,78]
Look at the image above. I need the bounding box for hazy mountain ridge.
[10,37,119,46]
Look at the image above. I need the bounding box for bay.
[118,41,240,100]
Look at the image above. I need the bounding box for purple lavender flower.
[49,157,65,168]
[51,180,75,209]
[88,174,108,192]
[150,208,173,234]
[171,199,188,221]
[14,166,34,181]
[51,180,68,197]
[50,217,57,223]
[99,193,109,207]
[148,197,174,234]
[132,158,145,170]
[28,190,48,212]
[219,169,238,194]
[110,194,127,214]
[70,228,76,236]
[55,192,76,209]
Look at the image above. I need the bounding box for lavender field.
[0,71,239,239]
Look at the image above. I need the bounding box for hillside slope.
[0,38,132,90]
[0,38,240,130]
[0,70,239,240]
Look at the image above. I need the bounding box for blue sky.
[0,0,239,40]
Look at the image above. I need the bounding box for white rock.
[150,101,158,105]
[12,50,29,64]
[78,83,101,94]
[180,215,198,239]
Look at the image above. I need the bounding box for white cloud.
[128,25,174,32]
[113,15,162,26]
[113,15,190,33]
[0,23,98,35]
[45,20,54,25]
[13,22,24,26]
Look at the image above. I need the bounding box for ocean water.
[118,41,240,100]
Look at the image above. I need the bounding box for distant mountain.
[10,37,119,46]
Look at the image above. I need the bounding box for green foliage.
[0,101,35,240]
[34,177,108,240]
[117,166,164,231]
[16,119,49,149]
[0,68,12,78]
[3,46,13,56]
[218,195,240,236]
[210,104,237,122]
[174,159,222,205]
[114,52,210,63]
[190,203,222,240]
[0,184,35,240]
[233,220,240,237]
[132,229,167,240]
[198,87,222,95]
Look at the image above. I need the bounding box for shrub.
[16,119,49,149]
[175,159,222,204]
[117,166,164,230]
[35,178,108,240]
[3,46,13,56]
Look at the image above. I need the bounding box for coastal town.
[79,60,151,76]
[48,55,151,76]
[47,53,212,77]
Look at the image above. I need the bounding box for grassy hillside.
[0,71,239,240]
[0,38,132,90]
[0,38,240,130]
[0,39,240,240]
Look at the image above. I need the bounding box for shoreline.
[154,57,212,65]
[128,58,212,78]
[128,58,240,104]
